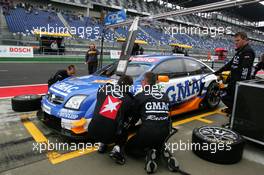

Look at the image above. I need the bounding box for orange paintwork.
[71,118,87,134]
[169,97,203,116]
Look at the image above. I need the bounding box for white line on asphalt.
[0,84,47,88]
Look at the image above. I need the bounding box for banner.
[0,46,33,57]
[104,10,126,26]
[110,50,122,59]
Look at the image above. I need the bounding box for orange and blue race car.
[39,55,220,138]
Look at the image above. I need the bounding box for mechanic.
[88,75,135,165]
[214,32,255,115]
[47,65,76,87]
[253,54,264,78]
[125,72,178,173]
[85,43,99,74]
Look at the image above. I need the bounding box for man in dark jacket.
[48,65,76,87]
[85,43,99,74]
[125,72,176,173]
[215,32,255,114]
[88,75,135,165]
[253,54,264,78]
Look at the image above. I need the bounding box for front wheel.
[204,81,221,109]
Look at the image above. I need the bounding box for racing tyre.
[204,82,220,109]
[12,95,42,112]
[192,126,245,164]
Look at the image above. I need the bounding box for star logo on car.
[99,95,122,120]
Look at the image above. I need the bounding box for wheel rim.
[198,126,238,143]
[207,83,220,107]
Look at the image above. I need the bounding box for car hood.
[49,75,117,97]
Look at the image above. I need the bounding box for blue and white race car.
[40,55,220,138]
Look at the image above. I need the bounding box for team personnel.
[88,75,135,165]
[125,72,177,173]
[85,43,99,74]
[47,65,76,87]
[215,32,255,114]
[253,54,264,78]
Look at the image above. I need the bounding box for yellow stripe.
[21,108,224,165]
[172,109,218,127]
[22,119,48,143]
[196,118,213,124]
[48,147,97,164]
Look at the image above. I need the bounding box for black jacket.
[85,49,99,63]
[134,86,170,128]
[215,44,255,91]
[88,83,135,144]
[48,70,69,87]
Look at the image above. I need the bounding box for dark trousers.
[221,83,235,113]
[125,123,169,158]
[88,62,98,74]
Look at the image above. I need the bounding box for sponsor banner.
[211,56,218,61]
[0,46,33,57]
[110,50,122,59]
[104,10,126,26]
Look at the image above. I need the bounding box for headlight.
[64,95,87,110]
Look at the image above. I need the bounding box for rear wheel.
[204,82,220,109]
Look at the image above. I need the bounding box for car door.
[182,58,213,99]
[152,58,190,106]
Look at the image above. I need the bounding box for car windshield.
[95,61,152,79]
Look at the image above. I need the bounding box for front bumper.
[37,110,90,140]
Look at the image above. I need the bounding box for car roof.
[132,54,196,63]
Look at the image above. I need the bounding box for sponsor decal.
[166,78,204,102]
[93,80,113,83]
[58,109,79,119]
[130,57,158,63]
[53,82,79,94]
[99,95,122,120]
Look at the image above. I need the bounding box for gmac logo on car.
[166,78,205,102]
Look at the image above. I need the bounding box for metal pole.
[99,27,105,69]
[106,0,259,28]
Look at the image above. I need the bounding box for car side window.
[184,59,211,75]
[152,59,187,78]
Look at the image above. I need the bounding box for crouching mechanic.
[88,75,135,165]
[125,72,179,173]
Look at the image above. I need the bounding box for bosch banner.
[0,46,33,57]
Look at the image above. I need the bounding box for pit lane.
[0,63,264,175]
[1,97,264,175]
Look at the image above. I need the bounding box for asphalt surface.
[0,63,90,86]
[0,100,264,175]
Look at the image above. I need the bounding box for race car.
[39,55,220,138]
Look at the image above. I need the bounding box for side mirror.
[158,75,169,83]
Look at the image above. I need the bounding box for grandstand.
[0,0,263,57]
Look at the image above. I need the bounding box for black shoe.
[98,143,107,154]
[162,149,179,172]
[109,146,126,165]
[145,149,158,174]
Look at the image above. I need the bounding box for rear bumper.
[37,110,90,140]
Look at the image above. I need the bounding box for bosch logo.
[9,47,31,53]
[0,49,6,53]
